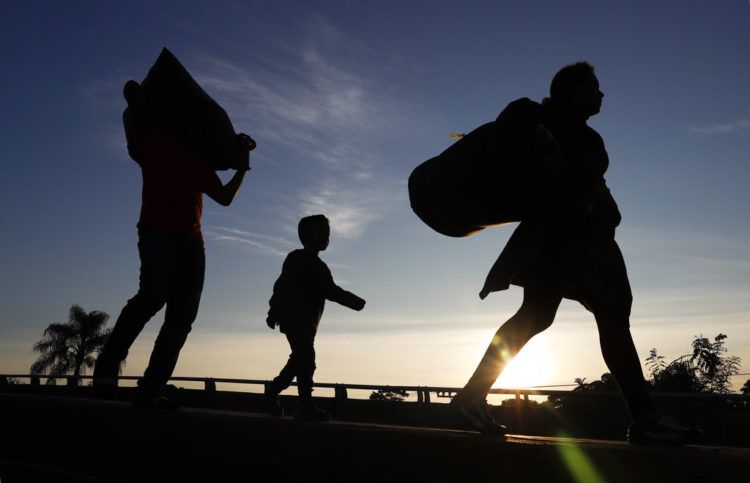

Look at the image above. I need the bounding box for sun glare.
[494,338,555,389]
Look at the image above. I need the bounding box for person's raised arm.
[207,133,255,207]
[123,80,159,164]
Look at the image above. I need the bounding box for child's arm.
[328,285,366,311]
[266,288,281,329]
[266,255,297,329]
[322,263,365,310]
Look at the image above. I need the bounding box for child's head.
[298,214,330,251]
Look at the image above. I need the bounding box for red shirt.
[133,125,222,243]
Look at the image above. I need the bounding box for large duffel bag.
[408,98,543,237]
[124,48,245,170]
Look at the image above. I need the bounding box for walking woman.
[451,62,701,445]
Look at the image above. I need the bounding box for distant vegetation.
[30,304,113,383]
[549,333,744,410]
[22,309,749,403]
[370,388,409,402]
[645,333,741,394]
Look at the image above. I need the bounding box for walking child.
[265,214,366,421]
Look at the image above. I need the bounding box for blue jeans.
[94,228,205,395]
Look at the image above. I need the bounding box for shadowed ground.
[1,393,748,482]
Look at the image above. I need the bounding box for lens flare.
[555,432,606,483]
[494,338,555,389]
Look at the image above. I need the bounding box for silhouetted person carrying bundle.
[93,56,255,408]
[421,62,700,444]
[265,215,366,421]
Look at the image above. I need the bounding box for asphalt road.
[1,393,748,482]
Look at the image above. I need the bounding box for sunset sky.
[1,1,749,395]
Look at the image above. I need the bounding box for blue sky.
[1,1,749,392]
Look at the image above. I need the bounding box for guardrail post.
[0,376,7,386]
[523,393,529,402]
[204,378,216,392]
[334,384,348,401]
[515,391,521,401]
[66,376,79,387]
[30,376,40,386]
[416,388,430,403]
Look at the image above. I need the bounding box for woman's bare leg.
[459,286,563,402]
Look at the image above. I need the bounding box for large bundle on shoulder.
[123,47,250,170]
[408,98,547,237]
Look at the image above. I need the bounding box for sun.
[493,338,555,389]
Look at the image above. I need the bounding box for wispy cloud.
[688,118,750,134]
[82,14,413,256]
[204,226,296,257]
[298,178,395,239]
[192,17,402,168]
[191,15,409,246]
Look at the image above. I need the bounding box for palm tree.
[31,304,112,383]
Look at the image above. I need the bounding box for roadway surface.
[1,393,748,482]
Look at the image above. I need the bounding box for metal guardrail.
[1,374,749,404]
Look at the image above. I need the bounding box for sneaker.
[264,384,285,417]
[627,417,703,445]
[450,394,507,436]
[133,394,181,410]
[294,401,331,422]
